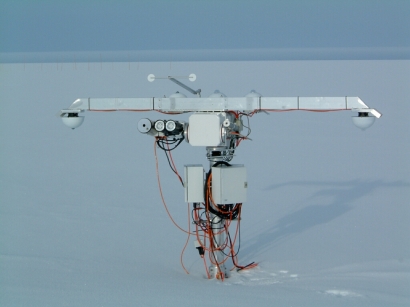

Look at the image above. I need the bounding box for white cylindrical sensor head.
[138,118,152,133]
[154,120,165,131]
[166,120,176,131]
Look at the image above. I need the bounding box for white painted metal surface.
[184,165,204,202]
[212,165,247,204]
[188,113,225,146]
[60,96,381,115]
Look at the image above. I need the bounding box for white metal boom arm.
[59,96,382,117]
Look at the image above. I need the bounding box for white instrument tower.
[59,74,382,279]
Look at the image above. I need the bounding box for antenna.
[147,74,201,97]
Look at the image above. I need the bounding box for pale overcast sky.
[1,0,409,60]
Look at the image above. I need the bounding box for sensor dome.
[169,91,187,98]
[245,90,262,97]
[62,116,84,129]
[209,90,226,98]
[352,115,375,130]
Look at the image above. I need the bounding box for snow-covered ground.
[1,60,409,306]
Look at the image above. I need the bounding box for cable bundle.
[154,131,257,280]
[191,162,257,280]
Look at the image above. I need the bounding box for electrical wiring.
[241,113,252,138]
[156,136,184,186]
[189,162,256,279]
[231,131,251,147]
[180,203,191,275]
[219,217,241,259]
[153,137,194,236]
[156,136,184,151]
[204,170,241,220]
[164,151,182,183]
[165,141,184,186]
[150,114,257,280]
[239,110,258,118]
[227,110,239,118]
[224,112,252,147]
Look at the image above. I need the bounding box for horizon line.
[1,47,409,63]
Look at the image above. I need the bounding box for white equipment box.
[212,165,247,204]
[184,165,204,202]
[188,113,225,146]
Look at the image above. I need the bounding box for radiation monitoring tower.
[59,74,382,280]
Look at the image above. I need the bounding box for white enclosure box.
[184,165,204,202]
[188,113,225,146]
[212,165,247,204]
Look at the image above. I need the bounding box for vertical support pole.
[209,212,228,279]
[207,156,228,279]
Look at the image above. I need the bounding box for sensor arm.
[168,77,201,97]
[59,96,381,130]
[59,98,153,115]
[260,96,382,118]
[60,96,381,115]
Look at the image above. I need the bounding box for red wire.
[154,137,194,235]
[154,134,257,279]
[165,141,184,184]
[180,203,191,274]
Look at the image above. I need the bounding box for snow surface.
[0,60,409,306]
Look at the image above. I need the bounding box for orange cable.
[166,141,183,184]
[202,167,257,277]
[180,203,191,274]
[154,137,194,235]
